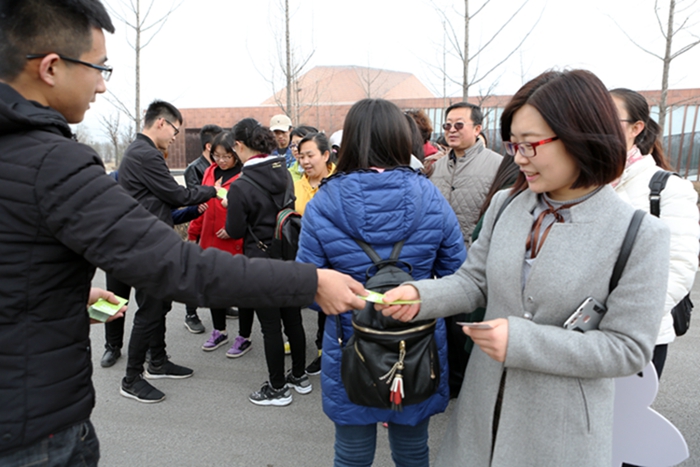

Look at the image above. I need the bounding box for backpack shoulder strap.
[354,239,406,265]
[648,170,677,217]
[609,209,645,292]
[355,239,384,265]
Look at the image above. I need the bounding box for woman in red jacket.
[188,131,250,357]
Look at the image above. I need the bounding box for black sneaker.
[184,314,205,334]
[100,344,121,368]
[248,381,292,406]
[285,371,312,394]
[225,307,239,319]
[305,354,322,376]
[120,375,165,403]
[144,359,194,379]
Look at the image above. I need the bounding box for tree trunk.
[135,0,141,132]
[659,0,674,135]
[285,0,292,119]
[462,0,470,101]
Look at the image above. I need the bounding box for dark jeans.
[334,419,430,467]
[254,306,305,388]
[0,420,99,467]
[104,274,131,349]
[185,304,198,317]
[125,289,171,379]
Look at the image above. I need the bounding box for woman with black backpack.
[225,118,310,406]
[296,99,466,466]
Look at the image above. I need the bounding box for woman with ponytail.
[225,118,311,406]
[610,88,699,378]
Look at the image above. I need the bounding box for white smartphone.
[455,322,493,330]
[563,297,607,332]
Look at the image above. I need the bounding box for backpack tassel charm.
[380,340,406,411]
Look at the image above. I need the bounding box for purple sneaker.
[226,336,252,358]
[202,329,229,351]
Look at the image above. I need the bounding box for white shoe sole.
[119,387,165,403]
[288,383,313,395]
[143,370,194,380]
[201,338,229,351]
[226,343,252,358]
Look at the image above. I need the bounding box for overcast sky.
[80,0,700,140]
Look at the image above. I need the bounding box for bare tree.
[99,112,134,166]
[615,0,700,131]
[355,65,389,99]
[432,0,541,100]
[106,0,182,132]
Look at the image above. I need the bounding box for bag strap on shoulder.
[355,239,405,265]
[648,170,677,217]
[609,209,645,292]
[493,189,526,227]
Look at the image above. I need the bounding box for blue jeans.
[0,420,99,467]
[334,419,430,467]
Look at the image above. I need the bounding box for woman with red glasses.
[379,70,671,466]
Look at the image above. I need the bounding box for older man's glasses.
[442,122,475,132]
[503,137,559,158]
[26,54,113,81]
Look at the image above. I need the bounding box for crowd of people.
[1,1,698,466]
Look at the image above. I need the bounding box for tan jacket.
[429,140,502,244]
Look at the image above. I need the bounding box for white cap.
[330,130,343,148]
[269,114,292,132]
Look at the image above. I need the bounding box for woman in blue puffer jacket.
[296,98,466,467]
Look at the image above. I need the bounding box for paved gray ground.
[89,270,700,466]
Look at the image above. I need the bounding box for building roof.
[261,66,435,105]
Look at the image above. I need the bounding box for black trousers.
[125,289,171,379]
[315,312,327,350]
[211,308,254,338]
[252,306,305,389]
[104,274,131,349]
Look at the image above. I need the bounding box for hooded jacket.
[296,167,466,426]
[226,155,294,258]
[0,83,317,454]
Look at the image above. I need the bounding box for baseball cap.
[270,114,292,132]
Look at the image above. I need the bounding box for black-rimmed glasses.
[164,120,180,136]
[26,54,113,81]
[503,137,559,158]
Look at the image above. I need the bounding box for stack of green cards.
[358,291,421,305]
[88,296,128,322]
[216,187,228,199]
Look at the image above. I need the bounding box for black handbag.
[339,240,440,411]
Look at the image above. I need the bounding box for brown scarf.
[526,198,581,259]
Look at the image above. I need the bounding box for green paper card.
[88,296,128,322]
[216,188,228,199]
[358,291,421,305]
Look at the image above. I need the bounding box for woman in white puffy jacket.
[611,87,699,378]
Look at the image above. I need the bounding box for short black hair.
[445,102,483,126]
[143,100,182,129]
[0,0,114,81]
[290,125,319,139]
[502,70,627,192]
[335,99,412,173]
[199,124,223,150]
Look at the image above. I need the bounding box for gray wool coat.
[413,186,670,467]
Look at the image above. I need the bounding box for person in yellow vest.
[288,125,319,183]
[294,132,336,216]
[294,132,336,375]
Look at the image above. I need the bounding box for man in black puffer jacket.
[0,1,365,465]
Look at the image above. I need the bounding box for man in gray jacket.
[430,102,502,246]
[429,102,502,397]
